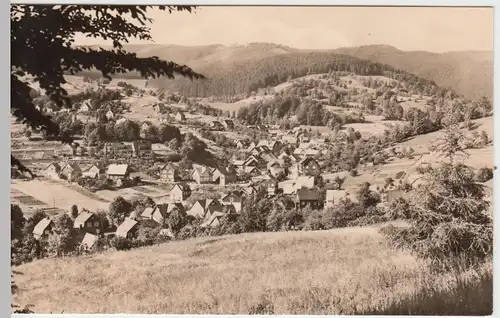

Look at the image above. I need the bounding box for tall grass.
[12,224,492,314]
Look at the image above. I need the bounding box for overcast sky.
[74,6,493,52]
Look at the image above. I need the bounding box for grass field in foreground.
[12,223,492,314]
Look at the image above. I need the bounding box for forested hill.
[333,45,493,100]
[146,51,446,98]
[75,43,491,99]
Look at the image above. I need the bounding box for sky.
[74,6,494,53]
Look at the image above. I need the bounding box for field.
[11,179,110,212]
[12,223,492,314]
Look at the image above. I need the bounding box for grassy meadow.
[12,222,492,314]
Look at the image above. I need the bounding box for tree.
[108,196,133,225]
[382,134,492,268]
[167,209,187,236]
[11,5,204,174]
[11,205,25,241]
[47,214,74,257]
[333,176,347,190]
[70,204,79,219]
[357,182,380,208]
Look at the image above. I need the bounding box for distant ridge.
[75,42,492,99]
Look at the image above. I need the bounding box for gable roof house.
[296,188,324,210]
[78,101,91,113]
[212,166,237,187]
[60,162,82,181]
[200,211,227,229]
[153,103,167,114]
[192,166,213,184]
[105,110,114,120]
[115,218,139,239]
[81,164,102,179]
[236,140,249,149]
[210,121,225,131]
[33,217,54,239]
[175,112,186,122]
[73,211,103,235]
[220,191,244,213]
[79,233,98,251]
[170,183,191,202]
[260,175,278,197]
[159,163,179,183]
[131,140,152,158]
[187,199,223,220]
[143,203,186,225]
[106,164,130,182]
[298,157,321,177]
[45,162,62,179]
[222,119,235,130]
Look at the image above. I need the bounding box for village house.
[153,103,167,114]
[212,166,237,187]
[260,176,278,197]
[115,218,139,239]
[243,166,261,177]
[187,199,223,220]
[267,160,284,178]
[73,211,103,235]
[175,112,186,122]
[221,119,235,130]
[192,166,212,184]
[33,217,54,240]
[131,140,152,158]
[60,162,82,181]
[81,164,102,179]
[170,183,191,202]
[106,164,130,185]
[105,110,114,120]
[78,101,91,113]
[246,141,257,153]
[200,211,226,229]
[236,140,249,150]
[159,163,179,183]
[296,188,324,210]
[221,191,244,213]
[103,142,133,158]
[298,157,321,177]
[241,185,257,198]
[210,121,225,131]
[141,203,186,225]
[45,162,61,179]
[79,233,98,251]
[151,143,170,157]
[140,122,152,139]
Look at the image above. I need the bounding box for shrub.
[110,236,133,251]
[475,167,493,182]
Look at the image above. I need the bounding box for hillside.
[334,45,493,99]
[76,43,491,99]
[11,223,492,314]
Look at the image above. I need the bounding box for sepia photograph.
[10,4,494,315]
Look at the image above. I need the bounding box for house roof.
[171,183,190,192]
[62,162,81,172]
[115,218,138,237]
[192,166,212,176]
[73,211,95,228]
[80,233,98,249]
[106,164,129,176]
[297,188,322,201]
[46,162,61,171]
[244,166,259,174]
[140,207,155,219]
[33,217,52,236]
[299,157,318,165]
[154,203,185,220]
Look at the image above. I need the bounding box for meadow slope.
[13,223,492,314]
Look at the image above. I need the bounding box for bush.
[110,236,133,251]
[475,167,493,183]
